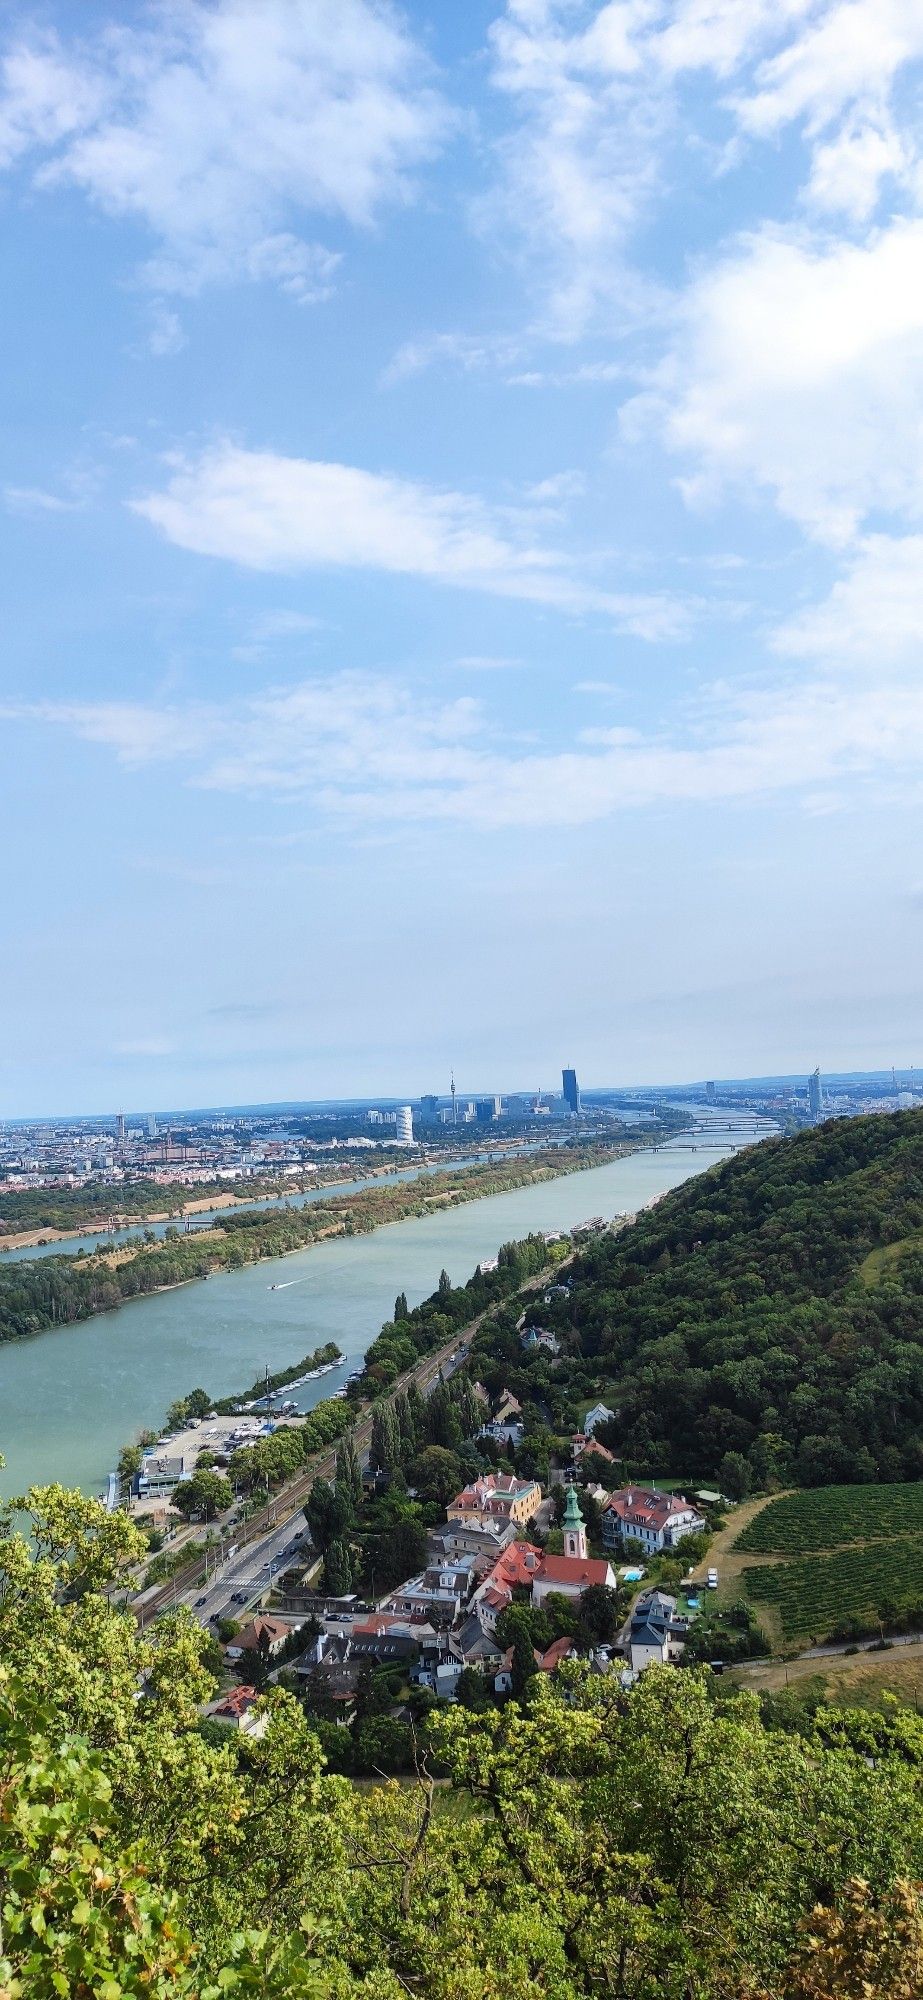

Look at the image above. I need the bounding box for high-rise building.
[562,1068,581,1117]
[395,1105,415,1145]
[116,1111,125,1145]
[808,1068,824,1121]
[475,1097,500,1123]
[705,1081,716,1104]
[147,1113,157,1139]
[419,1094,439,1123]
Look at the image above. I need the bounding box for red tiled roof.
[538,1637,575,1672]
[488,1541,543,1591]
[214,1685,258,1717]
[605,1489,695,1531]
[535,1554,613,1590]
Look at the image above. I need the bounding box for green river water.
[0,1116,766,1500]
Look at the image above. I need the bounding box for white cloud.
[775,534,923,666]
[3,484,80,514]
[11,669,923,830]
[0,1,446,298]
[472,0,923,355]
[483,0,668,339]
[130,441,689,637]
[627,217,923,544]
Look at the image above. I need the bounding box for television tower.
[450,1070,457,1126]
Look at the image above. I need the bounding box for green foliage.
[8,1482,923,1996]
[171,1469,232,1521]
[550,1110,923,1484]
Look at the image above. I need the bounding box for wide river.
[0,1112,769,1500]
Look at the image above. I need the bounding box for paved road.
[182,1512,309,1625]
[133,1312,487,1627]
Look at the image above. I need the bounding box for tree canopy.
[4,1480,923,1996]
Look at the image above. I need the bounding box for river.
[0,1112,770,1500]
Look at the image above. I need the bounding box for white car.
[706,1567,719,1590]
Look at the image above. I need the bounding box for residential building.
[226,1614,296,1662]
[447,1472,542,1534]
[209,1686,268,1738]
[471,1541,544,1632]
[628,1589,689,1673]
[602,1488,707,1556]
[430,1521,517,1561]
[385,1556,477,1626]
[583,1402,615,1435]
[562,1067,581,1117]
[520,1326,560,1356]
[477,1416,524,1447]
[572,1434,618,1469]
[395,1105,415,1145]
[808,1067,824,1121]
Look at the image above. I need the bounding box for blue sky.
[2,0,922,1115]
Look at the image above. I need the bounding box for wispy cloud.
[0,0,447,306]
[130,442,690,638]
[4,483,81,515]
[10,670,923,830]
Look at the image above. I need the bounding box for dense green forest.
[476,1111,923,1488]
[3,1484,923,1998]
[0,1143,612,1345]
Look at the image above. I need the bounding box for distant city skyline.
[3,1064,922,1129]
[1,2,922,1113]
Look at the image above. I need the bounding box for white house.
[583,1402,615,1435]
[602,1489,706,1556]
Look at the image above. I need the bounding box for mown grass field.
[860,1228,923,1288]
[734,1483,923,1555]
[742,1536,923,1642]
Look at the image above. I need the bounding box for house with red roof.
[602,1488,706,1556]
[470,1540,544,1632]
[447,1472,541,1533]
[209,1685,268,1738]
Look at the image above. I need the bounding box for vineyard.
[742,1536,923,1641]
[735,1483,923,1554]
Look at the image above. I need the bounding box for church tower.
[562,1484,588,1561]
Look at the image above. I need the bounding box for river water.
[0,1114,769,1500]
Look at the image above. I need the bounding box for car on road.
[232,1591,248,1603]
[707,1568,719,1590]
[195,1596,208,1607]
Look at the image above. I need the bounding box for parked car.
[707,1567,719,1590]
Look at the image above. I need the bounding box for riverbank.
[0,1135,583,1254]
[0,1113,760,1502]
[0,1140,635,1349]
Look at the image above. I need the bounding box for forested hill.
[555,1110,923,1487]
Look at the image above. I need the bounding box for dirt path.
[733,1638,923,1698]
[687,1491,781,1587]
